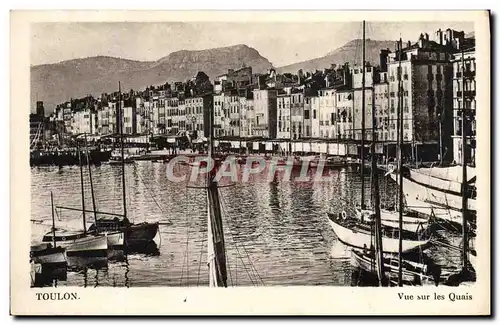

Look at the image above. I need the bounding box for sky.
[31,21,473,67]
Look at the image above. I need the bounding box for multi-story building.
[303,96,313,138]
[122,105,136,135]
[228,95,242,137]
[386,32,456,160]
[318,88,336,139]
[71,108,96,135]
[63,103,73,133]
[335,88,354,139]
[452,47,476,164]
[352,64,376,141]
[215,66,253,93]
[171,99,182,135]
[277,94,291,139]
[165,97,178,135]
[290,91,304,140]
[239,95,254,138]
[219,93,239,136]
[374,73,390,142]
[186,96,205,137]
[310,96,320,138]
[97,105,111,135]
[213,94,224,137]
[253,89,278,138]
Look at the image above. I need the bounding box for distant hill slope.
[31,44,273,113]
[277,39,396,74]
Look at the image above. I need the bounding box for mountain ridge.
[31,44,274,112]
[277,39,396,74]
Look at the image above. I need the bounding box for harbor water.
[30,161,465,287]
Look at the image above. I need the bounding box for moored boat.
[88,218,159,246]
[42,229,108,257]
[30,243,67,266]
[355,207,429,232]
[351,250,441,286]
[389,172,475,223]
[327,213,430,253]
[407,166,476,198]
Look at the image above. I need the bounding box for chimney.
[379,49,389,72]
[36,101,44,117]
[436,28,443,45]
[425,33,429,40]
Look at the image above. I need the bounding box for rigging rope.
[219,188,264,286]
[132,163,172,224]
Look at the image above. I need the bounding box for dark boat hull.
[90,221,160,247]
[123,223,159,246]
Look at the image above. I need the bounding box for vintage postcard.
[11,10,490,315]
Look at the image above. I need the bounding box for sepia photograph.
[11,10,491,315]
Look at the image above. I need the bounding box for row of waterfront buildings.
[41,28,476,164]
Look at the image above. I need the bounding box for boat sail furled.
[206,96,228,288]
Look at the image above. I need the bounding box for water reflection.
[31,162,463,287]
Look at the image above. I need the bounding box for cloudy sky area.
[31,21,473,67]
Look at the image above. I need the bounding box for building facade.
[452,47,476,164]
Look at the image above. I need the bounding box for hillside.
[277,39,396,74]
[31,44,273,113]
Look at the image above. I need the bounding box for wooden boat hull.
[390,173,473,223]
[51,235,108,257]
[90,220,159,247]
[408,168,462,195]
[105,231,125,249]
[30,245,67,265]
[351,250,433,285]
[355,208,429,232]
[327,217,429,253]
[124,223,159,246]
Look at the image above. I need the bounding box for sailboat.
[87,82,159,247]
[42,145,108,257]
[30,192,67,266]
[327,25,430,256]
[344,35,439,287]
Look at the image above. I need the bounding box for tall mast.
[77,143,86,234]
[50,191,57,248]
[461,47,469,272]
[207,95,228,287]
[370,55,385,286]
[84,133,98,226]
[360,20,366,210]
[119,82,127,218]
[397,38,404,286]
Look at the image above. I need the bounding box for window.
[313,110,317,119]
[304,110,310,119]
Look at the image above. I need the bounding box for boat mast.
[370,38,385,286]
[206,95,228,287]
[50,191,56,248]
[360,20,366,211]
[84,133,98,226]
[77,143,86,234]
[118,82,127,218]
[460,47,468,272]
[397,38,404,287]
